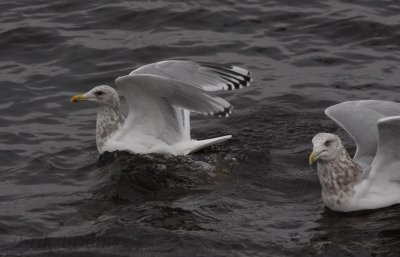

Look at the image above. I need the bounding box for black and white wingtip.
[199,62,252,91]
[212,106,233,118]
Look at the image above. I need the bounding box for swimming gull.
[71,60,251,155]
[309,100,400,212]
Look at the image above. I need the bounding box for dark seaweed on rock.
[92,150,239,203]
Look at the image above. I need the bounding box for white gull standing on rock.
[71,60,251,155]
[309,100,400,212]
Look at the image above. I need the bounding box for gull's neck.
[317,147,363,209]
[96,103,125,152]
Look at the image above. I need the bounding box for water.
[2,0,400,256]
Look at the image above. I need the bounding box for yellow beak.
[71,95,88,103]
[309,151,317,165]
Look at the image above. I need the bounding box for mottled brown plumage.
[95,96,125,151]
[316,146,363,210]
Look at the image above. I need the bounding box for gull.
[71,60,251,155]
[309,100,400,212]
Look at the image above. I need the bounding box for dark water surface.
[2,0,400,256]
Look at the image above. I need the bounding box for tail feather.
[175,135,232,155]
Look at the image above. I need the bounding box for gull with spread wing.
[71,60,251,155]
[309,100,400,212]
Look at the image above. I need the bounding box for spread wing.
[369,116,400,182]
[130,60,251,91]
[114,74,232,145]
[325,100,400,168]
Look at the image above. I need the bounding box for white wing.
[114,74,232,145]
[130,60,252,91]
[368,116,400,182]
[325,100,400,167]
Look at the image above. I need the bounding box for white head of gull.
[310,100,400,212]
[71,60,251,155]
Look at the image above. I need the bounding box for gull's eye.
[324,140,332,147]
[94,91,105,96]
